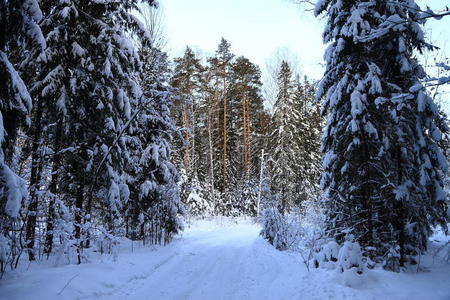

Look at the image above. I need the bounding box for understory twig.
[57,274,79,295]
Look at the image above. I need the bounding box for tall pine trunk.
[222,75,228,192]
[182,104,190,173]
[208,105,215,212]
[242,92,249,176]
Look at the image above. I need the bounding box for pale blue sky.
[162,0,325,79]
[162,0,450,82]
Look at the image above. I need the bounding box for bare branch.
[139,2,167,50]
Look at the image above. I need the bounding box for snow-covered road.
[2,218,450,300]
[117,219,310,300]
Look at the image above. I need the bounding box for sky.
[162,0,450,77]
[161,0,450,110]
[162,0,326,79]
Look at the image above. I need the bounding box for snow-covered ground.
[1,218,450,300]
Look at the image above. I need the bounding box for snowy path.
[1,218,450,300]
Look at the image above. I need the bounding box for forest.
[1,0,450,299]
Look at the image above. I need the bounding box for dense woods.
[1,0,449,291]
[171,40,322,218]
[1,0,185,271]
[0,0,322,275]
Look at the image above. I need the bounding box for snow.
[364,121,378,138]
[313,0,326,16]
[337,238,364,281]
[139,180,155,199]
[2,218,450,300]
[23,0,46,50]
[103,58,112,78]
[71,42,86,57]
[350,90,364,117]
[409,83,423,93]
[59,6,71,19]
[322,150,336,169]
[0,112,4,144]
[107,181,121,214]
[0,163,28,218]
[0,51,32,113]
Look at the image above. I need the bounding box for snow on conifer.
[0,0,44,271]
[315,0,449,269]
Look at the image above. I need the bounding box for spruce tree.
[315,0,448,268]
[292,76,322,200]
[32,0,156,262]
[126,44,185,244]
[0,0,44,268]
[269,61,301,212]
[0,0,44,161]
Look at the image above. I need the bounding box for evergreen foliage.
[0,0,44,272]
[315,0,449,268]
[269,61,322,212]
[0,0,184,273]
[2,0,447,281]
[170,39,270,217]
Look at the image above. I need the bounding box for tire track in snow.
[124,222,262,300]
[86,249,181,300]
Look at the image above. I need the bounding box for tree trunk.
[242,92,251,177]
[243,93,248,176]
[25,98,44,261]
[190,97,196,174]
[396,145,405,267]
[44,118,63,256]
[182,103,191,173]
[208,105,215,212]
[361,133,373,248]
[257,149,265,217]
[75,183,84,264]
[222,75,228,191]
[2,110,19,164]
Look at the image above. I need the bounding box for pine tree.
[198,63,222,214]
[228,56,263,215]
[170,42,270,217]
[208,38,234,196]
[315,0,448,268]
[230,56,262,179]
[171,47,205,211]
